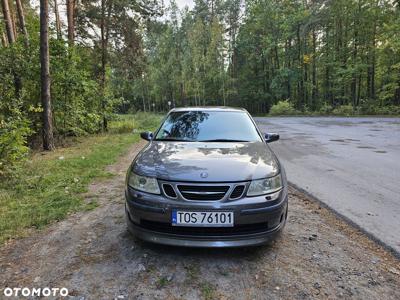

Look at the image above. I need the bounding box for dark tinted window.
[155,111,261,142]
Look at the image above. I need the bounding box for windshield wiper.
[198,139,250,142]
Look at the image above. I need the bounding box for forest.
[139,0,400,114]
[0,0,400,174]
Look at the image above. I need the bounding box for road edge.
[289,181,400,260]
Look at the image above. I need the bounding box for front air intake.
[230,185,245,199]
[162,184,177,198]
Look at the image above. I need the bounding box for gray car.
[125,107,288,247]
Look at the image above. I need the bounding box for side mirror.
[140,131,153,141]
[264,133,279,143]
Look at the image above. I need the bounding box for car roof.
[169,106,248,113]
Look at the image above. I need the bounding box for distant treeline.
[126,0,400,115]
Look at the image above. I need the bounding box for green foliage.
[332,105,355,116]
[0,113,161,244]
[0,116,32,176]
[0,38,35,176]
[131,113,163,131]
[318,104,334,115]
[117,0,399,115]
[123,2,235,111]
[108,113,163,134]
[269,100,298,115]
[374,106,400,115]
[199,282,217,300]
[357,104,400,115]
[51,43,103,136]
[0,133,137,244]
[0,37,105,177]
[330,104,400,116]
[234,0,400,114]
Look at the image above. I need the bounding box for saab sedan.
[125,107,288,247]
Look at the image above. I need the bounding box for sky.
[173,0,195,9]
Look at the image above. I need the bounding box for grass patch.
[0,113,162,245]
[185,263,200,282]
[199,282,216,300]
[156,276,169,289]
[108,113,163,134]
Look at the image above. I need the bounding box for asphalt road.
[255,117,400,255]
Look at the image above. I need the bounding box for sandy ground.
[0,141,399,300]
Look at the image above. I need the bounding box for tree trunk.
[2,0,22,98]
[100,0,111,131]
[15,0,29,46]
[395,1,400,104]
[312,28,317,110]
[371,22,376,100]
[274,45,280,70]
[11,4,17,39]
[367,59,371,99]
[40,0,55,150]
[66,0,74,45]
[285,39,291,99]
[1,0,15,43]
[357,74,362,106]
[54,0,62,40]
[297,24,304,109]
[303,34,308,108]
[351,3,359,107]
[1,32,8,47]
[394,78,400,105]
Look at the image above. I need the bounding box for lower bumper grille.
[139,220,269,236]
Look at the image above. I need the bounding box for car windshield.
[155,111,262,142]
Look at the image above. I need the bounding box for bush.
[108,114,136,134]
[318,103,334,115]
[51,44,104,137]
[269,100,298,115]
[0,117,32,176]
[358,104,400,115]
[108,113,162,134]
[133,112,163,130]
[375,105,400,115]
[332,105,354,116]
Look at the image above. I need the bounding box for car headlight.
[247,174,282,196]
[128,172,160,194]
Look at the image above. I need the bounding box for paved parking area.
[256,117,400,255]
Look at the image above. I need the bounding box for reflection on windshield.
[159,111,209,141]
[155,111,261,142]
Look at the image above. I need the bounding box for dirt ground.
[0,141,399,300]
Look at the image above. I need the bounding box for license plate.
[172,210,234,227]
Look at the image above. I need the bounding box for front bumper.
[125,185,288,247]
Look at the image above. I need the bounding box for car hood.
[132,141,279,182]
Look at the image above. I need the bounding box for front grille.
[163,184,177,198]
[140,220,269,236]
[177,185,230,201]
[230,185,245,199]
